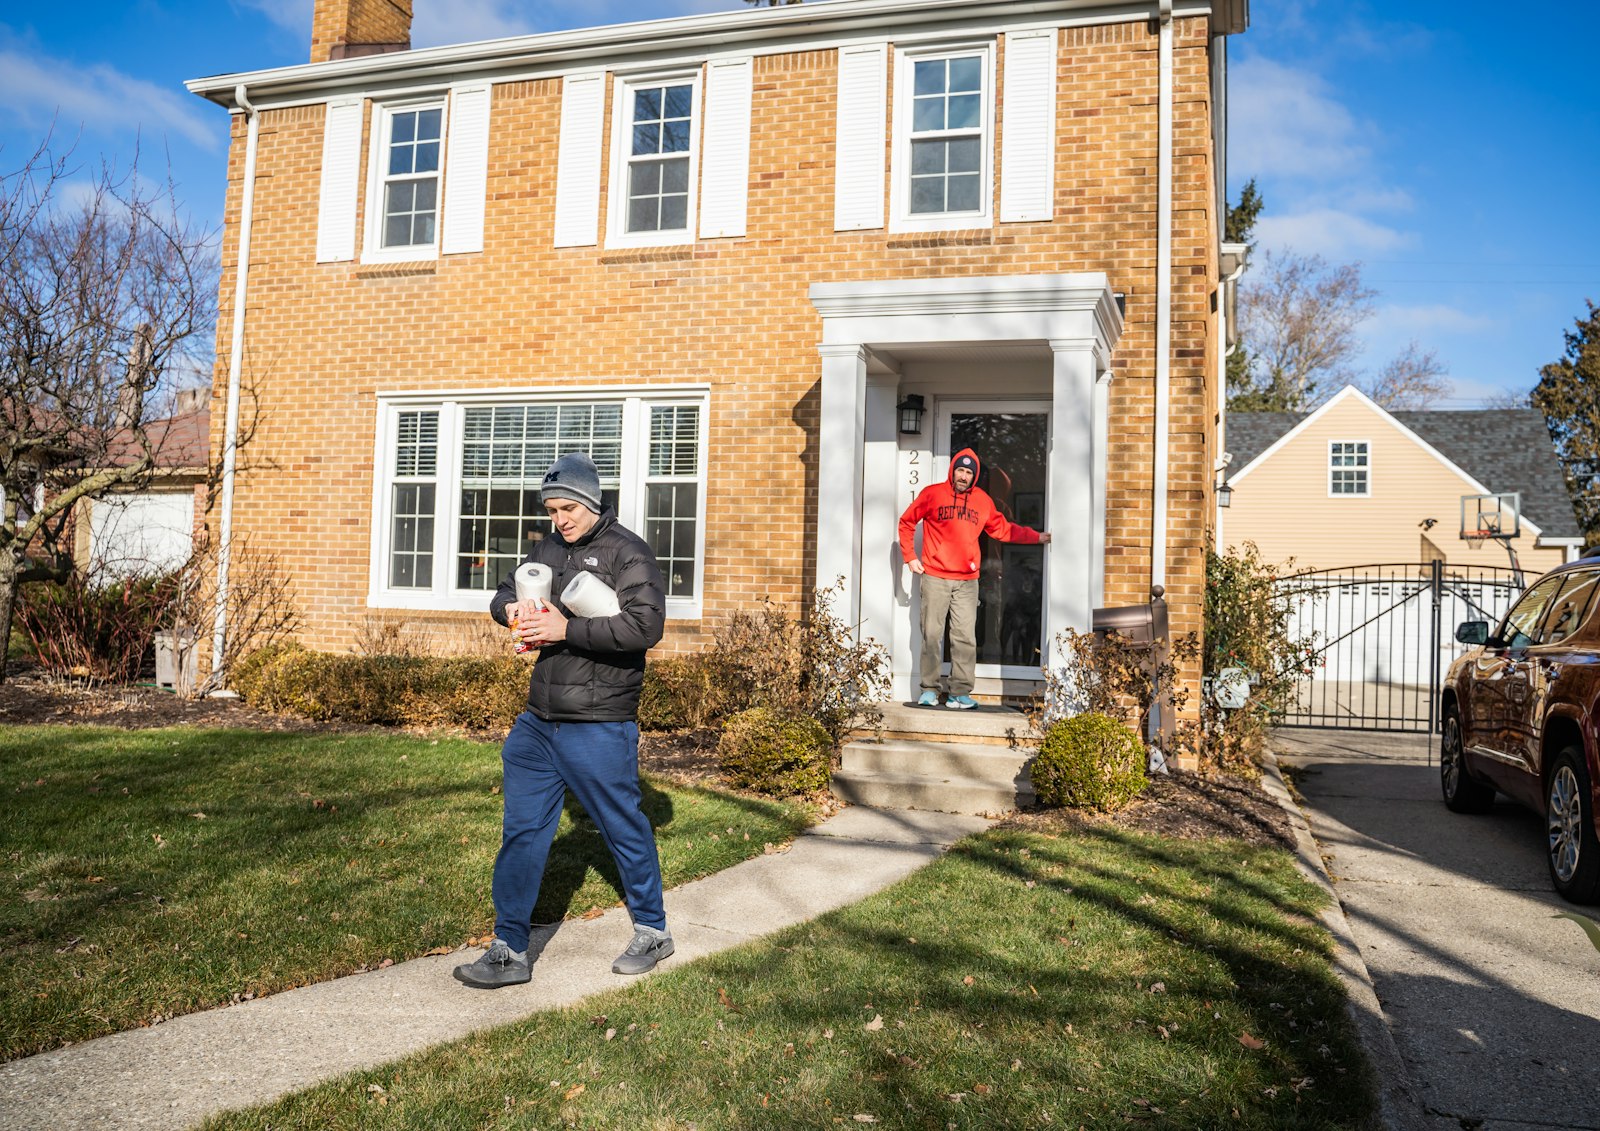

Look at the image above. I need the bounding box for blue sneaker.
[917,690,940,707]
[946,695,977,710]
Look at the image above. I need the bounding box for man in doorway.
[454,452,672,989]
[898,448,1050,709]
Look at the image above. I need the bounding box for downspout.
[210,83,260,687]
[1152,0,1174,590]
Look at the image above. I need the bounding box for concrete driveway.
[1276,729,1600,1131]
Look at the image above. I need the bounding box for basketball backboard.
[1460,492,1521,546]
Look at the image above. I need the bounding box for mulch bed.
[0,666,1291,846]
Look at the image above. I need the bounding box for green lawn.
[205,823,1373,1131]
[0,725,812,1061]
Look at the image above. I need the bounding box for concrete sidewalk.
[1275,729,1600,1131]
[0,806,989,1131]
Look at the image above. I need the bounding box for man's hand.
[908,559,926,575]
[525,605,569,644]
[1040,533,1052,544]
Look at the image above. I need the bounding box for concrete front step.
[831,768,1036,817]
[869,701,1036,747]
[841,738,1033,782]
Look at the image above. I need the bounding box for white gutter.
[210,83,260,686]
[1153,0,1173,590]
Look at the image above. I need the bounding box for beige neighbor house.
[1222,386,1583,575]
[183,0,1250,711]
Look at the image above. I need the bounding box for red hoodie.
[897,448,1042,580]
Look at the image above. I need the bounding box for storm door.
[935,400,1051,681]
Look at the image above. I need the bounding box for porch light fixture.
[897,394,926,435]
[1216,478,1234,508]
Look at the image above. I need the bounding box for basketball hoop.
[1465,530,1492,550]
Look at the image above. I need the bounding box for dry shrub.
[14,571,178,685]
[638,654,718,731]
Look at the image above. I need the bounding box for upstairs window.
[366,100,447,261]
[1329,441,1370,496]
[891,44,994,233]
[608,74,701,248]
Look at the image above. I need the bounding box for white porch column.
[1048,341,1098,636]
[816,344,869,624]
[859,373,900,647]
[1091,366,1114,610]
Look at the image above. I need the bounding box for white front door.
[933,399,1051,682]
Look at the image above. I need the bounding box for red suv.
[1441,559,1600,903]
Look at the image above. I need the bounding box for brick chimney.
[311,0,413,63]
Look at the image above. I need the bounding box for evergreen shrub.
[717,706,831,797]
[1031,711,1148,811]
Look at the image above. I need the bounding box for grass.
[0,725,813,1061]
[204,822,1374,1131]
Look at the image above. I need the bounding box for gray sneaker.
[452,940,530,989]
[612,925,674,975]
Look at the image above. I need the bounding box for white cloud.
[234,0,310,34]
[412,0,541,47]
[1368,303,1495,339]
[0,46,219,152]
[1230,57,1371,181]
[1256,209,1412,258]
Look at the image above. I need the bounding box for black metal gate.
[1273,561,1525,732]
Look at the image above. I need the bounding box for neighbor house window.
[366,100,446,260]
[373,394,708,614]
[1330,441,1370,495]
[608,74,701,247]
[891,44,994,232]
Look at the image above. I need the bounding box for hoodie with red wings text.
[897,448,1042,581]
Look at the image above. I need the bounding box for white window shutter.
[1000,29,1058,223]
[316,98,364,262]
[699,56,753,240]
[834,43,887,232]
[554,73,606,249]
[442,83,491,255]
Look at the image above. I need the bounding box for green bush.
[231,643,528,730]
[1031,712,1148,812]
[638,653,719,731]
[717,706,832,797]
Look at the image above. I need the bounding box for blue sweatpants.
[491,711,666,953]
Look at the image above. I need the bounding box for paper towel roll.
[561,570,620,617]
[513,562,553,608]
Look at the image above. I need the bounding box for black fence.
[1273,561,1525,733]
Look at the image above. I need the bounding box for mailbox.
[1089,586,1175,751]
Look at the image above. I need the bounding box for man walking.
[898,448,1050,709]
[454,452,673,989]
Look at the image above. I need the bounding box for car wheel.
[1441,704,1494,814]
[1546,746,1600,904]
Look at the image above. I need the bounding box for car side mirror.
[1455,620,1490,646]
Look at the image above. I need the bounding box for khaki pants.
[919,576,979,695]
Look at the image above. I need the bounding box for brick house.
[186,0,1248,705]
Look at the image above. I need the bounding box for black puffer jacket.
[490,509,666,722]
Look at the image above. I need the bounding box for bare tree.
[0,137,218,681]
[1232,249,1375,411]
[1363,342,1449,411]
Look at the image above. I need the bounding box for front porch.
[809,274,1125,701]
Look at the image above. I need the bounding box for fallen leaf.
[1150,982,1166,993]
[190,812,207,820]
[823,1028,834,1039]
[962,975,974,986]
[378,958,394,969]
[564,1084,585,1100]
[865,1014,884,1031]
[1239,1032,1265,1050]
[852,1116,878,1124]
[424,946,453,956]
[605,1028,616,1041]
[974,1083,992,1095]
[581,907,605,921]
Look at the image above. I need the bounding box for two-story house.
[186,0,1248,706]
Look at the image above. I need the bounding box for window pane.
[633,123,661,156]
[949,55,982,92]
[392,112,417,144]
[635,87,662,121]
[665,85,693,119]
[629,195,659,234]
[389,145,413,177]
[948,138,981,174]
[631,160,662,196]
[560,405,593,438]
[948,93,982,130]
[464,408,493,440]
[910,177,944,214]
[417,108,442,140]
[663,120,691,153]
[947,174,981,212]
[388,181,415,212]
[914,59,946,96]
[414,213,436,245]
[660,195,688,231]
[416,179,438,210]
[912,139,944,175]
[414,141,440,173]
[913,97,945,133]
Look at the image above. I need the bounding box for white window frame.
[362,96,449,264]
[605,70,703,250]
[889,41,996,234]
[369,388,711,620]
[1328,439,1371,497]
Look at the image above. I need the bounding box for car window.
[1499,574,1566,649]
[1539,570,1600,645]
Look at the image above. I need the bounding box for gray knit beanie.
[541,452,603,514]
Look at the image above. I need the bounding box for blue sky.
[3,0,1595,407]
